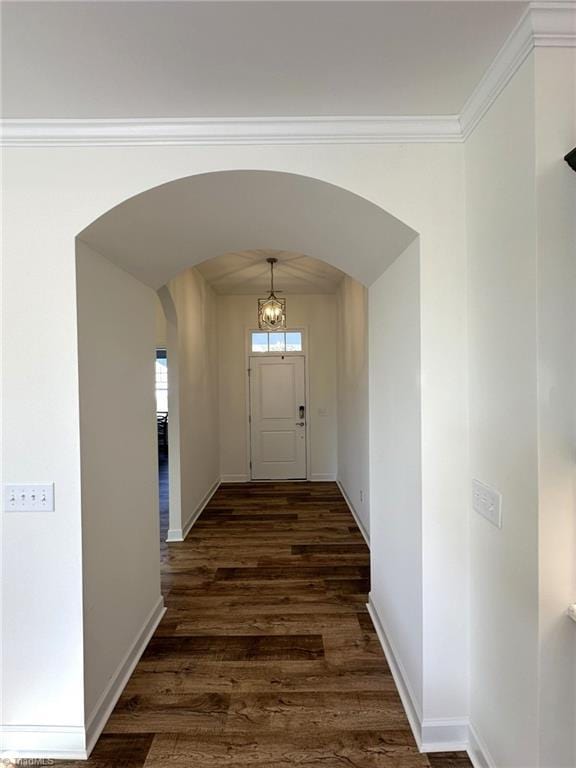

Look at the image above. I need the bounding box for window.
[286,332,303,351]
[155,350,168,413]
[250,330,303,353]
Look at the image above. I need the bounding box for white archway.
[75,167,421,544]
[78,169,417,288]
[74,168,425,756]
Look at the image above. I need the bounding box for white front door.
[249,356,307,480]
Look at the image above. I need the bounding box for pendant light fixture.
[258,257,286,330]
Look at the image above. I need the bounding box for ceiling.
[1,1,526,119]
[195,249,346,294]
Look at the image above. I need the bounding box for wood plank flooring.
[53,481,472,767]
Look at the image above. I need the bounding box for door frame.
[244,326,311,481]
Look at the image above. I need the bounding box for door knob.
[296,422,305,427]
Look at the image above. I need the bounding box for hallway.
[53,482,471,767]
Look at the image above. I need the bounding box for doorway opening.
[247,328,308,480]
[155,348,169,539]
[72,169,427,759]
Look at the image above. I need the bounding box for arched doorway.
[75,169,423,755]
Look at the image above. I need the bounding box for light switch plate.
[4,483,55,512]
[472,479,502,528]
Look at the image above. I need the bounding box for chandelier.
[258,257,286,330]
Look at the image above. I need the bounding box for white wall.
[337,275,370,537]
[535,47,576,768]
[369,239,423,720]
[466,49,576,767]
[217,293,337,482]
[1,143,468,754]
[466,55,539,768]
[166,267,220,537]
[155,298,167,347]
[76,241,162,728]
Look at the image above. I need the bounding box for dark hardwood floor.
[54,480,472,766]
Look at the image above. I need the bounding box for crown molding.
[0,115,462,147]
[531,1,576,47]
[1,2,574,148]
[460,1,576,138]
[459,7,534,138]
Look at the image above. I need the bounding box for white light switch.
[472,479,501,528]
[4,483,54,512]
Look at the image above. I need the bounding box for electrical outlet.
[4,483,54,512]
[472,479,501,528]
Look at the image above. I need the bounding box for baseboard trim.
[367,595,423,749]
[220,474,338,483]
[468,722,495,768]
[0,725,87,759]
[336,479,370,546]
[84,595,166,756]
[2,594,166,759]
[421,718,469,753]
[220,473,250,483]
[367,595,473,756]
[167,477,221,542]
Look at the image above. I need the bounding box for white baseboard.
[421,718,469,752]
[220,473,338,483]
[1,596,166,760]
[166,477,220,541]
[0,725,87,759]
[367,595,423,748]
[468,722,496,768]
[85,595,166,756]
[220,473,250,483]
[336,479,370,546]
[367,595,472,755]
